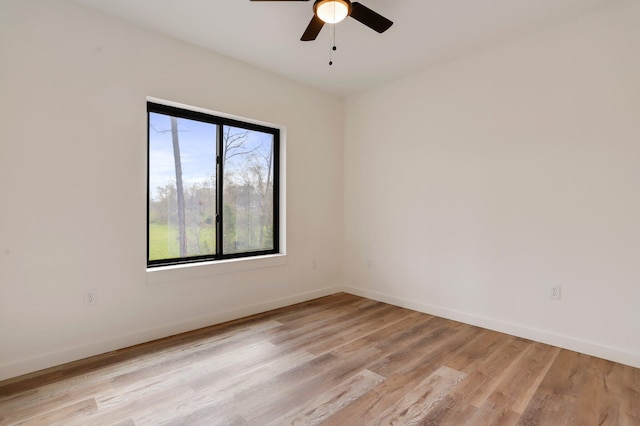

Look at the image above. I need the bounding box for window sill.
[146,254,287,284]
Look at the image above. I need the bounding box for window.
[147,102,280,268]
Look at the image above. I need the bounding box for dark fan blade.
[350,2,393,33]
[301,15,324,41]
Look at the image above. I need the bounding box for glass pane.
[148,112,217,261]
[222,125,275,254]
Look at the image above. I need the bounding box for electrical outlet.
[85,289,97,306]
[549,285,561,300]
[367,259,373,269]
[312,259,317,269]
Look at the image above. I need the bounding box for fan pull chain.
[329,24,337,66]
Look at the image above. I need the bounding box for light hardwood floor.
[1,293,638,425]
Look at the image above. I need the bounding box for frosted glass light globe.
[316,0,349,24]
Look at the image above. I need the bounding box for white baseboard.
[0,285,341,381]
[345,286,640,369]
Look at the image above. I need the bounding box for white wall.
[344,1,640,368]
[0,0,344,380]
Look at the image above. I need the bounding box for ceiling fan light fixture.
[315,0,351,24]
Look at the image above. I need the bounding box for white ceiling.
[73,0,623,97]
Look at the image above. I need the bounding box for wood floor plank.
[370,317,482,379]
[261,292,359,325]
[112,419,135,426]
[0,318,281,400]
[0,380,107,425]
[465,337,533,408]
[509,343,561,414]
[303,303,412,355]
[1,293,638,425]
[328,310,427,359]
[147,350,318,424]
[414,333,529,424]
[0,318,282,412]
[187,348,316,393]
[67,338,280,423]
[620,361,640,424]
[239,347,385,424]
[163,351,352,425]
[85,384,196,426]
[18,398,98,426]
[465,341,557,426]
[268,297,378,331]
[371,365,468,425]
[323,320,482,425]
[265,300,391,353]
[517,349,585,425]
[267,369,385,426]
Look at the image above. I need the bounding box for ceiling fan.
[250,0,393,41]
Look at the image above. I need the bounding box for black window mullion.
[272,132,280,252]
[146,109,152,266]
[216,124,224,256]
